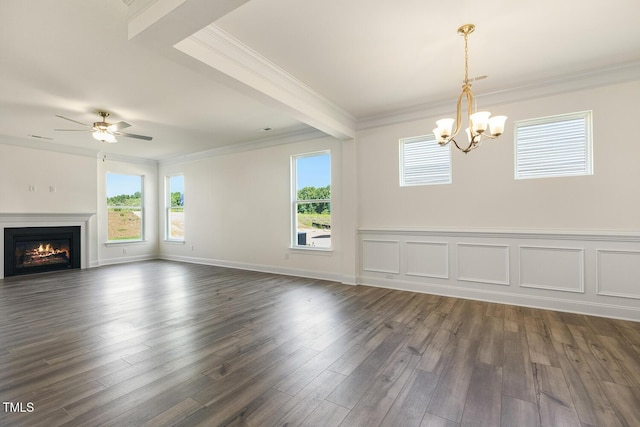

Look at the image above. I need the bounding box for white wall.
[356,80,640,321]
[159,135,353,283]
[0,143,97,214]
[0,141,99,269]
[357,80,640,231]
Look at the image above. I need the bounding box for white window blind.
[515,111,592,180]
[400,134,451,186]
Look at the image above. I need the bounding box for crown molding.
[357,60,640,131]
[97,151,159,166]
[0,134,100,159]
[174,24,356,140]
[158,128,328,166]
[0,135,158,167]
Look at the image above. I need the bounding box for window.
[166,175,184,240]
[400,134,451,186]
[292,152,331,249]
[515,111,593,180]
[106,173,144,241]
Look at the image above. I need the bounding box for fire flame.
[30,243,68,258]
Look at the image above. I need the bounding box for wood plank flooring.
[0,260,639,426]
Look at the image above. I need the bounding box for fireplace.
[4,226,81,277]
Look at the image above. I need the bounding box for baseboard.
[98,254,158,266]
[159,254,345,283]
[358,275,640,322]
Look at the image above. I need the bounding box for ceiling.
[1,0,639,161]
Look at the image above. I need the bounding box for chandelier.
[434,24,507,153]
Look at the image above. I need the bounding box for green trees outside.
[297,185,330,214]
[297,185,330,230]
[170,191,183,207]
[106,192,182,207]
[107,192,142,206]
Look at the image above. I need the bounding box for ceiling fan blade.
[108,121,131,131]
[54,129,90,131]
[55,115,90,127]
[29,134,54,140]
[114,131,153,141]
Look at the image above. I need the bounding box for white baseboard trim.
[358,276,640,322]
[159,254,345,283]
[98,254,158,266]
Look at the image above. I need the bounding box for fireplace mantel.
[0,213,95,279]
[0,213,95,223]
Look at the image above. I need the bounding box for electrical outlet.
[191,245,195,251]
[122,248,127,254]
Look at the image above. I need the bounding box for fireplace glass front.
[4,226,81,277]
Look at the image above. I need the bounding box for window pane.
[515,111,592,180]
[296,202,331,248]
[400,134,451,186]
[106,173,143,241]
[168,175,184,240]
[293,152,331,248]
[296,153,331,197]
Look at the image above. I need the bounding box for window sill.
[289,246,333,255]
[164,239,185,245]
[104,240,147,247]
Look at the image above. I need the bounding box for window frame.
[514,110,593,180]
[165,174,185,242]
[291,150,332,251]
[106,173,145,243]
[399,134,452,187]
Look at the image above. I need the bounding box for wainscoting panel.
[361,239,400,274]
[358,228,640,321]
[520,246,584,293]
[405,241,448,279]
[597,249,640,299]
[457,243,510,285]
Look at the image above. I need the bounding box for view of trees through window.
[107,173,143,241]
[294,152,331,248]
[167,175,184,240]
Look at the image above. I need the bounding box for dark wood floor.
[1,261,639,426]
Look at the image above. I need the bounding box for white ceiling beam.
[127,0,249,45]
[174,25,356,140]
[128,1,355,140]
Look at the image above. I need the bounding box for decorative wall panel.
[597,249,640,299]
[358,228,640,321]
[520,246,584,293]
[361,239,400,274]
[406,241,448,279]
[457,243,510,285]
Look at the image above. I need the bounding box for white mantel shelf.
[0,213,95,222]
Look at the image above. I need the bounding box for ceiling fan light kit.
[92,130,117,143]
[55,111,152,143]
[434,24,507,154]
[91,112,118,143]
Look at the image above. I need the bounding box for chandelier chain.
[464,31,469,85]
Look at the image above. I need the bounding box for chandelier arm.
[449,90,466,141]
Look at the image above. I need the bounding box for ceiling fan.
[55,111,152,143]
